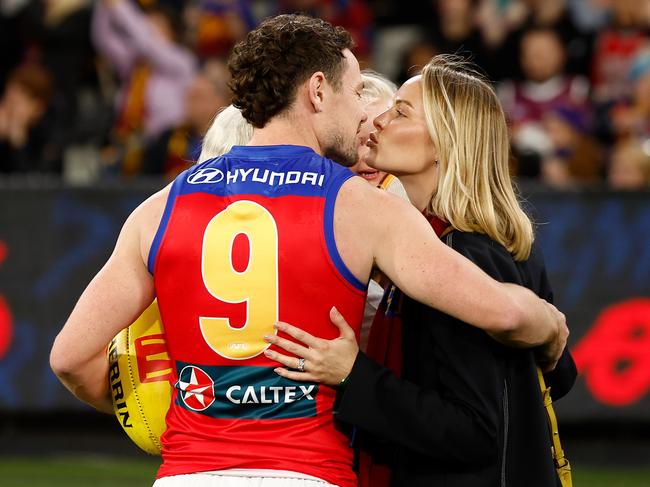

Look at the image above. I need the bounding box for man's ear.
[308,71,326,113]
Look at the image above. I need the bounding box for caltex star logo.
[176,365,215,411]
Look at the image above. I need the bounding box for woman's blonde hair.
[421,55,533,260]
[198,104,254,163]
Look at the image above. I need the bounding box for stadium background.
[0,0,649,485]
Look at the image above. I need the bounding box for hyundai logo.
[187,168,225,184]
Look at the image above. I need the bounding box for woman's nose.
[373,109,390,131]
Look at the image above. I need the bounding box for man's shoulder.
[338,176,405,215]
[340,176,409,205]
[336,177,421,246]
[130,184,172,231]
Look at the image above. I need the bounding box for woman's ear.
[308,72,326,113]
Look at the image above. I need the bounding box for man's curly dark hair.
[228,14,354,128]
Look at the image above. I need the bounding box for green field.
[0,457,159,487]
[0,457,648,487]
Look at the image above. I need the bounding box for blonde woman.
[265,55,576,487]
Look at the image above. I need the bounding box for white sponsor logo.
[225,385,316,404]
[187,168,225,184]
[187,167,325,187]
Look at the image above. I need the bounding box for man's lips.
[357,170,380,181]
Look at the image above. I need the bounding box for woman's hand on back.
[263,307,359,387]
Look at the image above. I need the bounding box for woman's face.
[351,99,392,185]
[366,76,438,180]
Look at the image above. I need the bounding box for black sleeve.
[545,348,577,401]
[335,234,522,466]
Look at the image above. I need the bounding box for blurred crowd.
[0,0,649,190]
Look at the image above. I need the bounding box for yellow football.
[107,299,173,455]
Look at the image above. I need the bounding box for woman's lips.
[366,132,379,147]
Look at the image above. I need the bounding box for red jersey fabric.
[149,145,367,486]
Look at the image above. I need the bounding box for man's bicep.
[373,202,450,304]
[375,205,517,333]
[372,196,439,285]
[81,247,154,338]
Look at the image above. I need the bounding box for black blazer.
[335,231,577,487]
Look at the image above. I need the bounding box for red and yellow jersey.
[148,145,367,486]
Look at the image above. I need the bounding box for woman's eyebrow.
[395,99,414,109]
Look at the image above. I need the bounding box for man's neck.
[248,114,322,155]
